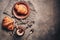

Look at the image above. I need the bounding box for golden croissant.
[15,4,28,15]
[2,16,14,30]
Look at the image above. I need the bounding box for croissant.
[15,4,28,15]
[2,16,14,30]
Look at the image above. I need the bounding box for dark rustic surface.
[0,0,60,40]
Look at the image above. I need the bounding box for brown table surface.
[0,0,59,40]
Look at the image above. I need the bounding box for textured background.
[0,0,60,40]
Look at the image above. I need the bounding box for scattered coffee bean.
[30,29,34,34]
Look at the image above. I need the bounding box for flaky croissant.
[2,16,14,30]
[15,4,28,15]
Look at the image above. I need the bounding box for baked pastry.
[13,1,30,19]
[15,4,28,15]
[2,16,14,30]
